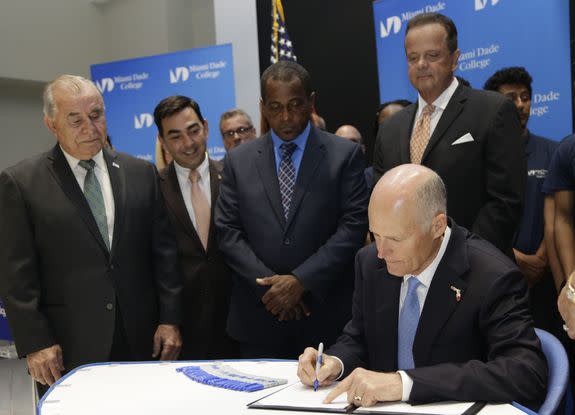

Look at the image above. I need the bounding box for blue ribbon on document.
[177,363,288,392]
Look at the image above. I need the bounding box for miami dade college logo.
[475,0,500,11]
[169,67,190,84]
[134,113,153,129]
[380,16,401,38]
[95,78,114,93]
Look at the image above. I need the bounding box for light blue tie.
[398,276,421,370]
[79,159,110,251]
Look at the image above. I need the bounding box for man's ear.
[432,213,448,238]
[43,116,57,137]
[203,119,209,136]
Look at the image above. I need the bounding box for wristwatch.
[566,273,575,304]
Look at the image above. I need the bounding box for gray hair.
[43,75,101,119]
[219,108,253,131]
[412,172,447,229]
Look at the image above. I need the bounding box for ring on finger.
[354,395,362,402]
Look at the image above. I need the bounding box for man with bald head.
[335,125,373,190]
[0,75,182,395]
[297,164,546,409]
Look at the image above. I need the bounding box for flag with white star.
[270,0,297,64]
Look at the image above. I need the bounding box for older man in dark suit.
[373,13,525,256]
[215,61,369,359]
[298,164,546,410]
[0,75,182,394]
[154,95,237,359]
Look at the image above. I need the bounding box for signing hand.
[323,368,403,407]
[297,346,342,387]
[152,324,182,360]
[27,344,65,386]
[558,285,575,340]
[256,274,305,316]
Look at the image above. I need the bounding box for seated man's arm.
[406,269,547,406]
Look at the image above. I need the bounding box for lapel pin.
[218,174,222,180]
[112,162,120,168]
[450,285,462,302]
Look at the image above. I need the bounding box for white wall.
[214,0,261,132]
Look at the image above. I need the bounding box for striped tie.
[79,159,110,251]
[278,142,297,221]
[410,104,435,164]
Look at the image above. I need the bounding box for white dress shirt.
[397,226,451,400]
[414,77,459,138]
[61,147,115,248]
[174,154,211,231]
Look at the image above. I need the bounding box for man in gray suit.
[215,61,369,358]
[0,75,182,394]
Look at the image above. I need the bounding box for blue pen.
[313,342,324,391]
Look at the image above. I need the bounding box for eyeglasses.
[222,126,254,138]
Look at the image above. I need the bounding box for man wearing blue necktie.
[215,61,369,359]
[297,164,546,410]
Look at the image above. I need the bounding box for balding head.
[369,164,447,276]
[335,125,362,144]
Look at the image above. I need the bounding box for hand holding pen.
[296,344,342,388]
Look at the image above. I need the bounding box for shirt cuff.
[397,370,413,401]
[331,356,345,380]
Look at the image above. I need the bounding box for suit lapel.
[377,266,402,370]
[207,159,223,253]
[285,128,325,230]
[103,148,125,259]
[255,134,286,227]
[160,163,204,251]
[421,85,468,164]
[413,223,469,366]
[47,145,110,257]
[400,105,418,164]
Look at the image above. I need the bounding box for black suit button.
[284,238,290,246]
[109,264,115,271]
[106,303,114,311]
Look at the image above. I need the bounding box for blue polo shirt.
[514,131,558,254]
[543,134,575,196]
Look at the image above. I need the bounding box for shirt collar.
[270,121,311,151]
[60,145,105,171]
[404,225,452,289]
[417,76,459,115]
[174,153,210,181]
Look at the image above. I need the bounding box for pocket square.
[451,133,474,145]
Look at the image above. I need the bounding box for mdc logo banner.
[96,78,115,93]
[91,44,235,161]
[380,16,401,38]
[475,0,500,11]
[372,0,572,140]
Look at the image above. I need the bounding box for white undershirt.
[173,154,211,230]
[61,147,115,248]
[414,77,459,138]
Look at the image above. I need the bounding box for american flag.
[270,0,297,64]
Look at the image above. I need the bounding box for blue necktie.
[398,276,421,370]
[278,142,297,220]
[79,159,110,251]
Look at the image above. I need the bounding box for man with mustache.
[373,12,525,258]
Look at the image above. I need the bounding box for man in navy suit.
[297,164,546,409]
[215,61,369,358]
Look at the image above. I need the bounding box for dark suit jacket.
[159,159,236,359]
[327,220,547,407]
[215,126,369,347]
[373,85,525,255]
[0,145,182,371]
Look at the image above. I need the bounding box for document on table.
[247,382,484,414]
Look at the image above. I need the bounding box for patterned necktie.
[78,159,110,251]
[189,169,210,250]
[278,142,297,221]
[410,104,435,164]
[397,276,422,370]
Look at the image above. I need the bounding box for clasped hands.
[257,274,310,321]
[297,347,403,407]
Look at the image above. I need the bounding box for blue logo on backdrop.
[372,0,572,140]
[91,44,236,161]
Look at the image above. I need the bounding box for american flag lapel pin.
[112,162,120,168]
[450,285,461,302]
